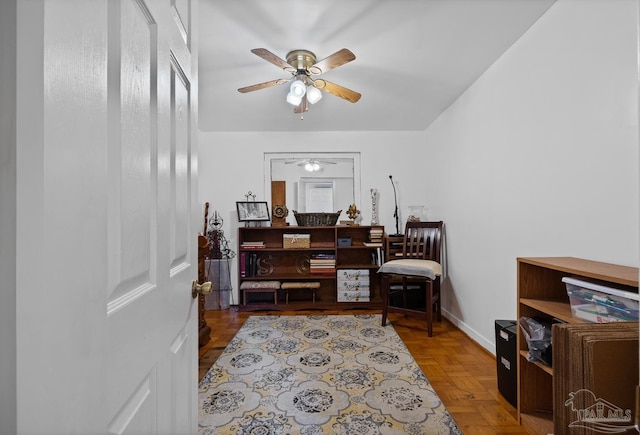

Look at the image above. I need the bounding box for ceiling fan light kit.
[238,47,361,118]
[304,161,321,172]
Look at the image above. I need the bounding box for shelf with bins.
[516,257,638,435]
[237,225,384,310]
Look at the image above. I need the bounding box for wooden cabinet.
[238,225,384,310]
[516,257,638,435]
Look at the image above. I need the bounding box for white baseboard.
[442,309,496,356]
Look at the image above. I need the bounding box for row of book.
[310,253,335,274]
[239,252,260,277]
[364,227,384,248]
[369,227,383,242]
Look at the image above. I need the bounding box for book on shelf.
[310,268,336,274]
[240,252,246,277]
[310,259,336,264]
[372,248,382,266]
[241,241,265,249]
[363,242,383,247]
[311,253,335,259]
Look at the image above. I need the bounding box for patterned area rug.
[198,314,462,434]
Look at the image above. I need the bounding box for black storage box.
[495,320,518,407]
[337,237,352,247]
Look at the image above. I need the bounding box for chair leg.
[401,277,408,308]
[435,279,442,322]
[426,282,433,337]
[381,274,389,326]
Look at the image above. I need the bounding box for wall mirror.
[264,152,361,225]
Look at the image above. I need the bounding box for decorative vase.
[370,188,379,225]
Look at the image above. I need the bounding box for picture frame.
[236,201,270,222]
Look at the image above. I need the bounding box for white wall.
[198,0,639,352]
[425,0,639,349]
[199,131,429,304]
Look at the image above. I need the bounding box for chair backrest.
[402,221,443,262]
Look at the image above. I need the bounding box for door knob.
[192,280,212,298]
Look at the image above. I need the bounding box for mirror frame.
[264,152,361,221]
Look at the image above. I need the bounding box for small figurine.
[347,203,361,224]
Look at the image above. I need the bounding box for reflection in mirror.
[264,152,361,225]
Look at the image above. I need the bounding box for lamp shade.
[306,86,322,104]
[289,79,306,97]
[286,91,302,106]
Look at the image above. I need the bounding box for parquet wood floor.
[199,308,529,434]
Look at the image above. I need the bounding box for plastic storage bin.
[495,320,517,407]
[563,277,639,323]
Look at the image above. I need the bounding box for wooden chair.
[379,221,443,336]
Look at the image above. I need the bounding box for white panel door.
[105,1,197,433]
[14,0,199,433]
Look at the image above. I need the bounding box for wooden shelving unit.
[384,235,404,262]
[516,257,638,435]
[238,225,384,311]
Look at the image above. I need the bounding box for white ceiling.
[198,0,556,132]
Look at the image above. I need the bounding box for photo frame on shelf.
[236,201,270,222]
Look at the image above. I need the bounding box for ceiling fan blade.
[308,48,355,75]
[251,48,296,73]
[238,78,290,93]
[313,79,361,103]
[294,95,308,114]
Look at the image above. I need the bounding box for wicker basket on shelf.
[293,210,342,226]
